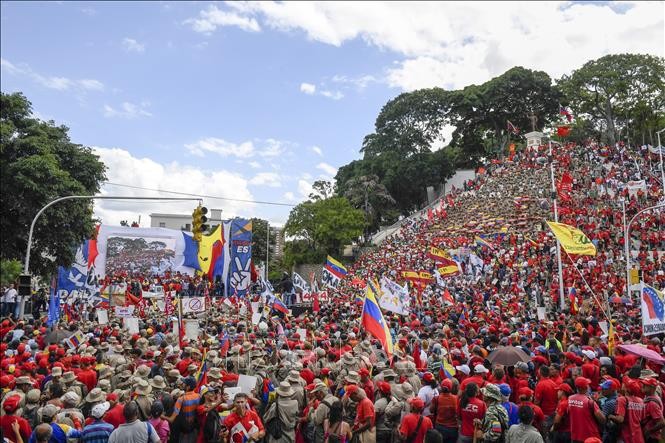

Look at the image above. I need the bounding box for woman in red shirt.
[457,382,486,443]
[430,378,459,442]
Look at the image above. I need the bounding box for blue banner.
[227,218,252,297]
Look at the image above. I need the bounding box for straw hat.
[276,381,295,398]
[85,388,106,403]
[150,376,167,390]
[61,371,77,384]
[134,379,152,396]
[134,365,150,379]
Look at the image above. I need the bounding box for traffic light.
[18,274,32,297]
[192,205,209,241]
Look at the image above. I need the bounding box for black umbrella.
[487,346,531,366]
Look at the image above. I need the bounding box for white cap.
[91,401,110,419]
[455,364,471,375]
[582,350,596,360]
[474,364,489,374]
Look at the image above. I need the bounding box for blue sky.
[2,1,662,226]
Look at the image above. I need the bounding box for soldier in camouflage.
[479,384,509,443]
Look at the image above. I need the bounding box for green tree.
[342,174,395,240]
[284,196,365,264]
[1,92,107,276]
[0,259,22,286]
[250,218,278,267]
[559,54,665,145]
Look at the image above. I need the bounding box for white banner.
[123,317,139,334]
[184,319,200,341]
[97,309,108,325]
[182,297,206,314]
[642,284,665,336]
[114,306,135,318]
[292,272,310,292]
[379,276,410,315]
[321,268,341,289]
[626,180,646,198]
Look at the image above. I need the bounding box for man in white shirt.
[3,284,17,318]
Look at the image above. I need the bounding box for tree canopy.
[1,92,107,276]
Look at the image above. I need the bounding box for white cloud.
[1,58,105,92]
[249,161,262,169]
[320,90,344,100]
[202,2,662,91]
[283,191,297,202]
[92,147,255,226]
[316,162,337,176]
[249,172,282,187]
[103,102,152,119]
[300,82,316,94]
[185,137,291,159]
[185,5,261,34]
[185,137,255,158]
[122,38,145,53]
[311,146,323,156]
[331,74,377,90]
[297,179,313,198]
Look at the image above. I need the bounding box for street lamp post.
[657,128,665,195]
[548,140,566,311]
[624,202,665,300]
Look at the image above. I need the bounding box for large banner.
[379,276,410,315]
[642,284,665,336]
[94,226,196,278]
[228,219,253,297]
[57,241,106,307]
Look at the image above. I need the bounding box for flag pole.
[549,140,566,311]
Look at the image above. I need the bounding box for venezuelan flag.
[362,280,394,357]
[195,350,208,392]
[642,285,665,321]
[271,296,290,316]
[441,357,456,379]
[474,236,495,250]
[325,256,348,279]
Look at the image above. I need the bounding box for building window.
[159,222,166,228]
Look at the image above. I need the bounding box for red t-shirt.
[555,398,571,433]
[457,397,486,437]
[567,394,601,441]
[225,410,264,443]
[104,403,126,428]
[399,413,433,443]
[642,395,663,441]
[355,397,375,427]
[0,415,32,443]
[615,395,644,443]
[534,378,559,416]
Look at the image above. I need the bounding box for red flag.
[312,293,320,312]
[427,208,433,221]
[557,126,571,137]
[557,172,573,202]
[412,341,424,371]
[250,260,258,283]
[88,225,100,270]
[442,289,454,305]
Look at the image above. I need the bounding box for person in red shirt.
[517,387,545,430]
[176,350,193,376]
[399,397,433,443]
[430,378,458,442]
[566,377,605,442]
[0,395,32,443]
[224,393,265,443]
[641,378,665,443]
[457,382,487,440]
[103,393,126,428]
[609,380,645,443]
[76,357,98,394]
[534,365,559,431]
[460,364,488,393]
[551,383,572,442]
[358,368,375,402]
[580,350,600,390]
[347,385,375,441]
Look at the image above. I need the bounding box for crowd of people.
[1,140,664,443]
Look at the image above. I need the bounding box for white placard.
[297,328,307,340]
[184,319,200,341]
[182,297,206,314]
[115,306,135,318]
[172,319,180,338]
[124,317,139,334]
[536,307,547,321]
[237,374,257,395]
[251,302,260,313]
[97,309,108,325]
[251,313,262,325]
[225,387,241,401]
[598,321,608,335]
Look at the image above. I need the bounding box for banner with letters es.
[227,219,253,298]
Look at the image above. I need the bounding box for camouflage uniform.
[482,402,509,442]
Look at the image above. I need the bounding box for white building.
[150,208,224,231]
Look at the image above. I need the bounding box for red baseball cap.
[557,384,573,394]
[422,372,435,383]
[641,378,659,387]
[574,377,590,389]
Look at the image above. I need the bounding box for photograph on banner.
[379,276,410,315]
[106,235,176,276]
[642,284,665,336]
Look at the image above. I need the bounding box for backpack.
[326,421,343,443]
[203,408,225,443]
[265,399,283,439]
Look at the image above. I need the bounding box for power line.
[103,182,297,207]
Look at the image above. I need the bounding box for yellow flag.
[608,322,616,357]
[197,224,223,274]
[546,221,596,256]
